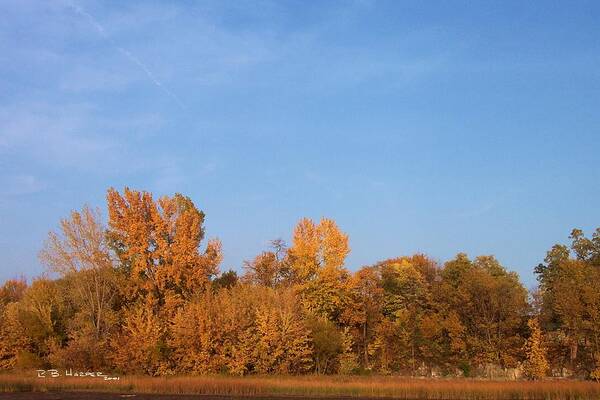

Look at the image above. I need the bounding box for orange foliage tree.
[106,188,222,312]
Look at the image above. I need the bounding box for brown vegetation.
[1,374,600,400]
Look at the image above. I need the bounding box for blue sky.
[1,0,599,287]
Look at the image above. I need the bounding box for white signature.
[36,369,120,381]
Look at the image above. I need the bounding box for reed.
[0,373,598,399]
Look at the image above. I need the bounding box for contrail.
[69,3,108,38]
[67,1,186,109]
[117,47,186,109]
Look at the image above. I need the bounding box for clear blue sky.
[1,0,599,287]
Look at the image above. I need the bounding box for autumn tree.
[6,278,71,368]
[536,228,600,377]
[213,269,239,290]
[350,255,440,374]
[523,318,548,380]
[343,266,384,369]
[435,254,528,374]
[39,207,120,340]
[380,258,432,374]
[4,187,598,378]
[418,311,467,375]
[170,285,311,375]
[469,256,528,368]
[0,278,27,306]
[169,286,264,375]
[338,327,359,374]
[243,239,290,287]
[169,289,230,374]
[37,206,122,369]
[570,228,600,266]
[110,305,169,375]
[0,278,27,369]
[288,218,351,322]
[106,188,222,312]
[307,315,343,374]
[254,290,313,374]
[288,218,349,280]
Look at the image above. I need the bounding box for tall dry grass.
[0,373,598,399]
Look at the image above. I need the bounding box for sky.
[1,0,599,287]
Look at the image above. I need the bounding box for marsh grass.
[0,374,598,399]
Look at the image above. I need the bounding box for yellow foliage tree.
[254,292,313,374]
[288,218,349,281]
[288,218,350,322]
[523,318,548,380]
[368,318,397,374]
[0,304,29,370]
[0,279,27,369]
[110,305,168,375]
[39,206,119,340]
[170,286,311,375]
[591,354,600,381]
[339,327,359,374]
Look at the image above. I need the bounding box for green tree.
[536,228,600,376]
[436,254,528,372]
[343,266,384,369]
[307,316,342,374]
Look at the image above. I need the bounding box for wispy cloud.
[456,202,497,218]
[0,101,166,177]
[0,102,111,168]
[66,1,186,109]
[0,174,46,197]
[149,158,217,194]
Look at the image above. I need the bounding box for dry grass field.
[0,374,599,400]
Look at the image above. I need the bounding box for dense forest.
[0,188,598,380]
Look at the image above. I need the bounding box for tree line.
[0,188,598,379]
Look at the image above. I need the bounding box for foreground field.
[1,374,600,400]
